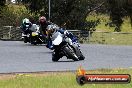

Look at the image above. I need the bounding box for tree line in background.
[0,0,132,32]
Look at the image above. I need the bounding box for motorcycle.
[22,24,47,45]
[21,28,31,43]
[47,24,85,61]
[30,24,47,45]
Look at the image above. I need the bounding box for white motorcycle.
[47,24,85,61]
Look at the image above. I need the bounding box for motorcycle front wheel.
[78,51,85,60]
[23,37,29,43]
[63,46,79,61]
[52,52,60,62]
[71,45,85,60]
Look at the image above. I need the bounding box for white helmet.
[46,24,59,34]
[22,18,31,27]
[47,24,59,30]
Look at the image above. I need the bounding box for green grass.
[84,13,132,45]
[86,13,132,32]
[80,32,132,45]
[0,68,132,88]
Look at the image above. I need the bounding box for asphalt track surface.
[0,41,132,73]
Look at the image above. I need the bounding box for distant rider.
[38,16,51,36]
[20,18,32,35]
[20,18,33,43]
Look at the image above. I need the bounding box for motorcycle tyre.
[72,46,85,60]
[63,46,79,61]
[52,52,60,62]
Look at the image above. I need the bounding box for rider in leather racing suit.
[20,18,32,35]
[46,24,78,50]
[38,16,51,36]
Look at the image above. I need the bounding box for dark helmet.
[39,16,46,23]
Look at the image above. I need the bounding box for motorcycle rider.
[20,18,33,43]
[20,18,32,35]
[37,16,53,44]
[46,24,78,50]
[38,16,51,36]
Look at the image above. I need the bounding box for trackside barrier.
[0,26,132,45]
[0,26,21,40]
[68,30,132,45]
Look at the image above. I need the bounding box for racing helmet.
[22,18,31,28]
[46,24,59,35]
[39,16,46,23]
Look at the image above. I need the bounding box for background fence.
[0,26,21,40]
[0,26,132,45]
[80,31,132,45]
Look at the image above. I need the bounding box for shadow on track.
[25,44,46,46]
[56,60,75,62]
[52,59,83,62]
[38,51,52,54]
